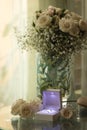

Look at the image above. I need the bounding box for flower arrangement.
[16,5,87,62]
[15,5,87,96]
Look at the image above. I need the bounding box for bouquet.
[15,6,87,96]
[16,5,87,62]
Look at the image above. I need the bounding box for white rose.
[47,5,55,16]
[48,5,55,10]
[36,14,52,28]
[69,23,80,36]
[29,99,41,112]
[60,107,73,119]
[55,7,62,16]
[64,9,70,14]
[71,12,82,21]
[64,14,72,19]
[77,96,87,107]
[19,103,33,118]
[79,19,87,31]
[59,18,72,32]
[11,99,26,115]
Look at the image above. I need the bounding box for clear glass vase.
[37,54,71,98]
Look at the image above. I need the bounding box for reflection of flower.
[16,5,87,62]
[61,121,73,130]
[11,98,41,118]
[60,107,74,119]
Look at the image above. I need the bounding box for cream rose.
[64,14,72,19]
[55,7,62,16]
[29,98,42,112]
[71,12,82,21]
[77,96,87,107]
[36,14,52,28]
[59,18,72,33]
[64,9,70,14]
[48,5,55,10]
[19,103,33,118]
[60,107,73,119]
[47,5,55,16]
[30,102,39,112]
[48,6,62,16]
[79,19,87,31]
[69,22,80,36]
[11,99,26,115]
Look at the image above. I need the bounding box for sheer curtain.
[26,0,39,100]
[0,0,28,105]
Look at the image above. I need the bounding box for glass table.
[0,106,87,130]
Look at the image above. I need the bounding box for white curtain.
[0,0,28,105]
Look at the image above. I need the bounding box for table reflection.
[12,118,81,130]
[11,108,87,130]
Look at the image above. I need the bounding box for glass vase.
[37,54,71,98]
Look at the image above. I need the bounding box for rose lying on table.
[11,98,42,118]
[60,106,74,119]
[77,96,87,107]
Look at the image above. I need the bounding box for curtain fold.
[0,0,28,105]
